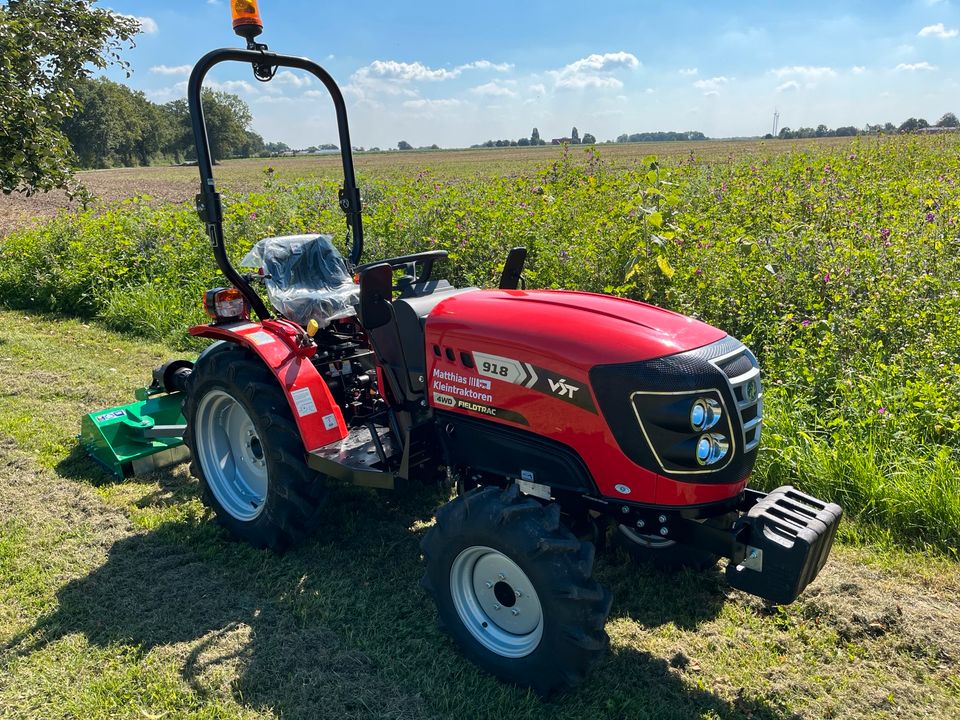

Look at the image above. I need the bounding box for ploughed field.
[1,136,959,718]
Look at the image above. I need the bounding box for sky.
[101,0,960,149]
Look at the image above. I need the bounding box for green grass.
[1,135,959,553]
[0,310,959,719]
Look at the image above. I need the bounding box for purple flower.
[823,272,831,283]
[694,268,703,276]
[880,228,891,240]
[926,212,936,223]
[801,319,812,327]
[250,212,258,220]
[878,407,887,415]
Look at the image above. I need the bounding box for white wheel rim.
[449,545,544,658]
[194,389,268,521]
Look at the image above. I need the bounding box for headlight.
[696,434,729,466]
[690,397,722,432]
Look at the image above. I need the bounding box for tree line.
[62,77,272,169]
[771,113,958,140]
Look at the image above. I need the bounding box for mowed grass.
[1,312,959,719]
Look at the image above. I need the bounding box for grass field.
[0,138,860,236]
[1,137,960,718]
[0,312,958,719]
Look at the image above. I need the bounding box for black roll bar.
[188,47,365,320]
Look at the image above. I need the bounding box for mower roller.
[82,0,843,696]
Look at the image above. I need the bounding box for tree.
[531,127,540,145]
[518,137,530,147]
[63,77,172,168]
[164,90,255,161]
[0,1,139,195]
[581,132,596,145]
[936,112,959,128]
[397,140,413,150]
[571,127,580,144]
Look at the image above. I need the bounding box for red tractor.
[89,2,842,696]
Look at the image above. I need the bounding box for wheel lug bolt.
[485,581,493,588]
[498,573,506,581]
[493,603,501,611]
[511,609,519,616]
[660,527,669,536]
[515,590,522,598]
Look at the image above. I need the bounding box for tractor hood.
[427,289,727,369]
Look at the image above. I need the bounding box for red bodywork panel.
[190,319,347,452]
[424,289,748,506]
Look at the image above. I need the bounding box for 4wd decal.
[472,352,597,414]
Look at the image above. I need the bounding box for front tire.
[183,343,324,551]
[420,485,612,696]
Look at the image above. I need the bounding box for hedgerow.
[1,136,958,552]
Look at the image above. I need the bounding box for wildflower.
[877,407,887,415]
[250,212,258,220]
[879,228,891,240]
[801,319,812,327]
[926,212,936,223]
[823,272,831,283]
[694,268,703,276]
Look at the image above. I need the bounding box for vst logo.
[548,378,580,399]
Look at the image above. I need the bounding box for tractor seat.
[240,234,360,328]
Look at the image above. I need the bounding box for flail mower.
[81,0,842,696]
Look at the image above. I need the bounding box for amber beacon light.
[231,0,264,40]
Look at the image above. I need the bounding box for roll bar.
[188,47,364,320]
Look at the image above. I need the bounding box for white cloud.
[550,51,641,90]
[351,59,510,85]
[471,81,517,97]
[150,64,191,76]
[703,90,719,97]
[770,65,836,79]
[678,67,698,76]
[693,76,730,93]
[644,87,655,94]
[402,98,463,109]
[776,80,800,92]
[918,23,959,38]
[275,70,312,88]
[851,65,866,74]
[528,83,546,95]
[895,61,939,71]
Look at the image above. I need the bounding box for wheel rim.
[194,389,268,522]
[449,545,544,658]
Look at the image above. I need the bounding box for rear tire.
[420,485,612,697]
[183,343,324,551]
[616,512,737,571]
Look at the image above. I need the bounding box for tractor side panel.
[190,321,347,451]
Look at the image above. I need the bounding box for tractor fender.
[189,320,347,452]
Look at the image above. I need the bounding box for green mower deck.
[80,387,189,478]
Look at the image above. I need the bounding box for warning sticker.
[322,413,338,430]
[246,331,276,346]
[290,387,318,417]
[95,410,126,423]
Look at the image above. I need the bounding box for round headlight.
[690,397,722,432]
[695,433,729,466]
[696,435,712,464]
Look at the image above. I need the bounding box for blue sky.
[103,0,960,148]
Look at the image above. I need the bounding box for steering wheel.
[355,250,448,285]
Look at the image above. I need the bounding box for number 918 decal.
[472,351,597,414]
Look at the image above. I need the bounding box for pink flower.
[801,319,812,327]
[878,407,887,415]
[823,272,831,283]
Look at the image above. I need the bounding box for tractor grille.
[712,346,763,453]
